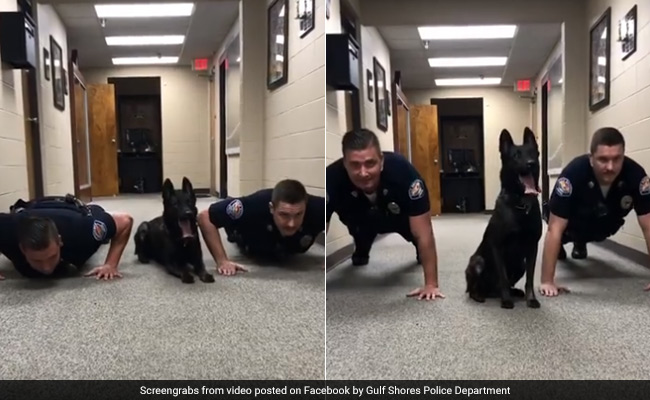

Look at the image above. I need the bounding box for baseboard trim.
[326,243,355,272]
[595,239,649,267]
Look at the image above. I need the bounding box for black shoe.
[351,254,369,266]
[557,246,567,260]
[571,243,587,259]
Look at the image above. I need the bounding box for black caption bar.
[0,380,649,400]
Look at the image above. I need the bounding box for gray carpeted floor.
[0,195,325,380]
[326,214,650,380]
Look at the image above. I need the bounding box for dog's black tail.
[465,254,485,293]
[134,222,150,263]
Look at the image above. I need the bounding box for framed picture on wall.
[43,48,50,81]
[589,7,610,112]
[366,69,373,102]
[373,57,388,132]
[297,0,315,38]
[50,35,65,111]
[267,0,289,90]
[63,68,68,95]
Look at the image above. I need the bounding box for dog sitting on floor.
[134,177,214,284]
[465,127,542,309]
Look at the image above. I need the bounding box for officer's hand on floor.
[539,282,570,297]
[406,285,445,301]
[644,283,650,291]
[84,264,123,280]
[0,272,4,281]
[217,260,248,276]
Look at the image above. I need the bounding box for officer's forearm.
[541,231,561,284]
[416,234,438,287]
[105,213,133,269]
[198,211,229,265]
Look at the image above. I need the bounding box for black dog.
[134,177,214,284]
[465,127,542,309]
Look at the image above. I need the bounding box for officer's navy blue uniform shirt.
[0,204,117,278]
[208,189,325,256]
[326,151,430,228]
[549,154,650,237]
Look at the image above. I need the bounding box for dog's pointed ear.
[162,178,175,201]
[523,127,538,149]
[182,176,195,201]
[499,129,514,154]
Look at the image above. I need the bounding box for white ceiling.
[377,23,561,89]
[53,1,239,68]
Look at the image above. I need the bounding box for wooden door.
[72,75,92,201]
[410,105,441,216]
[88,84,119,197]
[392,87,410,159]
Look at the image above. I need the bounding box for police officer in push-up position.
[0,195,134,280]
[326,128,444,300]
[198,179,326,275]
[540,127,650,296]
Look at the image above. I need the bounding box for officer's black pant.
[542,202,622,245]
[349,220,416,257]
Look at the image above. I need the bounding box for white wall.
[0,0,28,210]
[82,66,210,190]
[361,26,393,151]
[407,88,532,208]
[264,0,325,197]
[586,0,650,252]
[325,0,360,254]
[37,4,74,196]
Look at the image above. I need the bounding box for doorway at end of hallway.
[431,98,486,214]
[107,77,163,195]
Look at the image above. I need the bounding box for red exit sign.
[515,79,531,92]
[193,58,209,71]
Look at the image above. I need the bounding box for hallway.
[0,196,325,380]
[326,215,650,380]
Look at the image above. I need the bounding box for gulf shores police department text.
[139,385,511,397]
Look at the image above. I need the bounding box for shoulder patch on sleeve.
[409,179,425,200]
[555,177,572,197]
[640,176,650,196]
[92,220,108,242]
[226,199,244,220]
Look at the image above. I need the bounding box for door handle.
[434,159,438,164]
[26,117,38,122]
[111,139,116,143]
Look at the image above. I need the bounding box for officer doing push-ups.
[0,195,133,280]
[326,128,444,301]
[541,127,650,296]
[198,179,326,275]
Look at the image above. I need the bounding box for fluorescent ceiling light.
[95,3,195,18]
[106,35,185,46]
[112,56,179,65]
[428,57,507,67]
[435,77,502,86]
[418,25,517,40]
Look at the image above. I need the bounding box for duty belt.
[10,194,91,217]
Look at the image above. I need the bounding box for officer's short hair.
[17,216,59,251]
[272,179,308,206]
[590,127,625,154]
[341,128,382,155]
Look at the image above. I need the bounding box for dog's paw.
[201,273,215,283]
[181,272,195,284]
[527,298,541,308]
[509,288,525,298]
[469,293,486,303]
[500,299,515,309]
